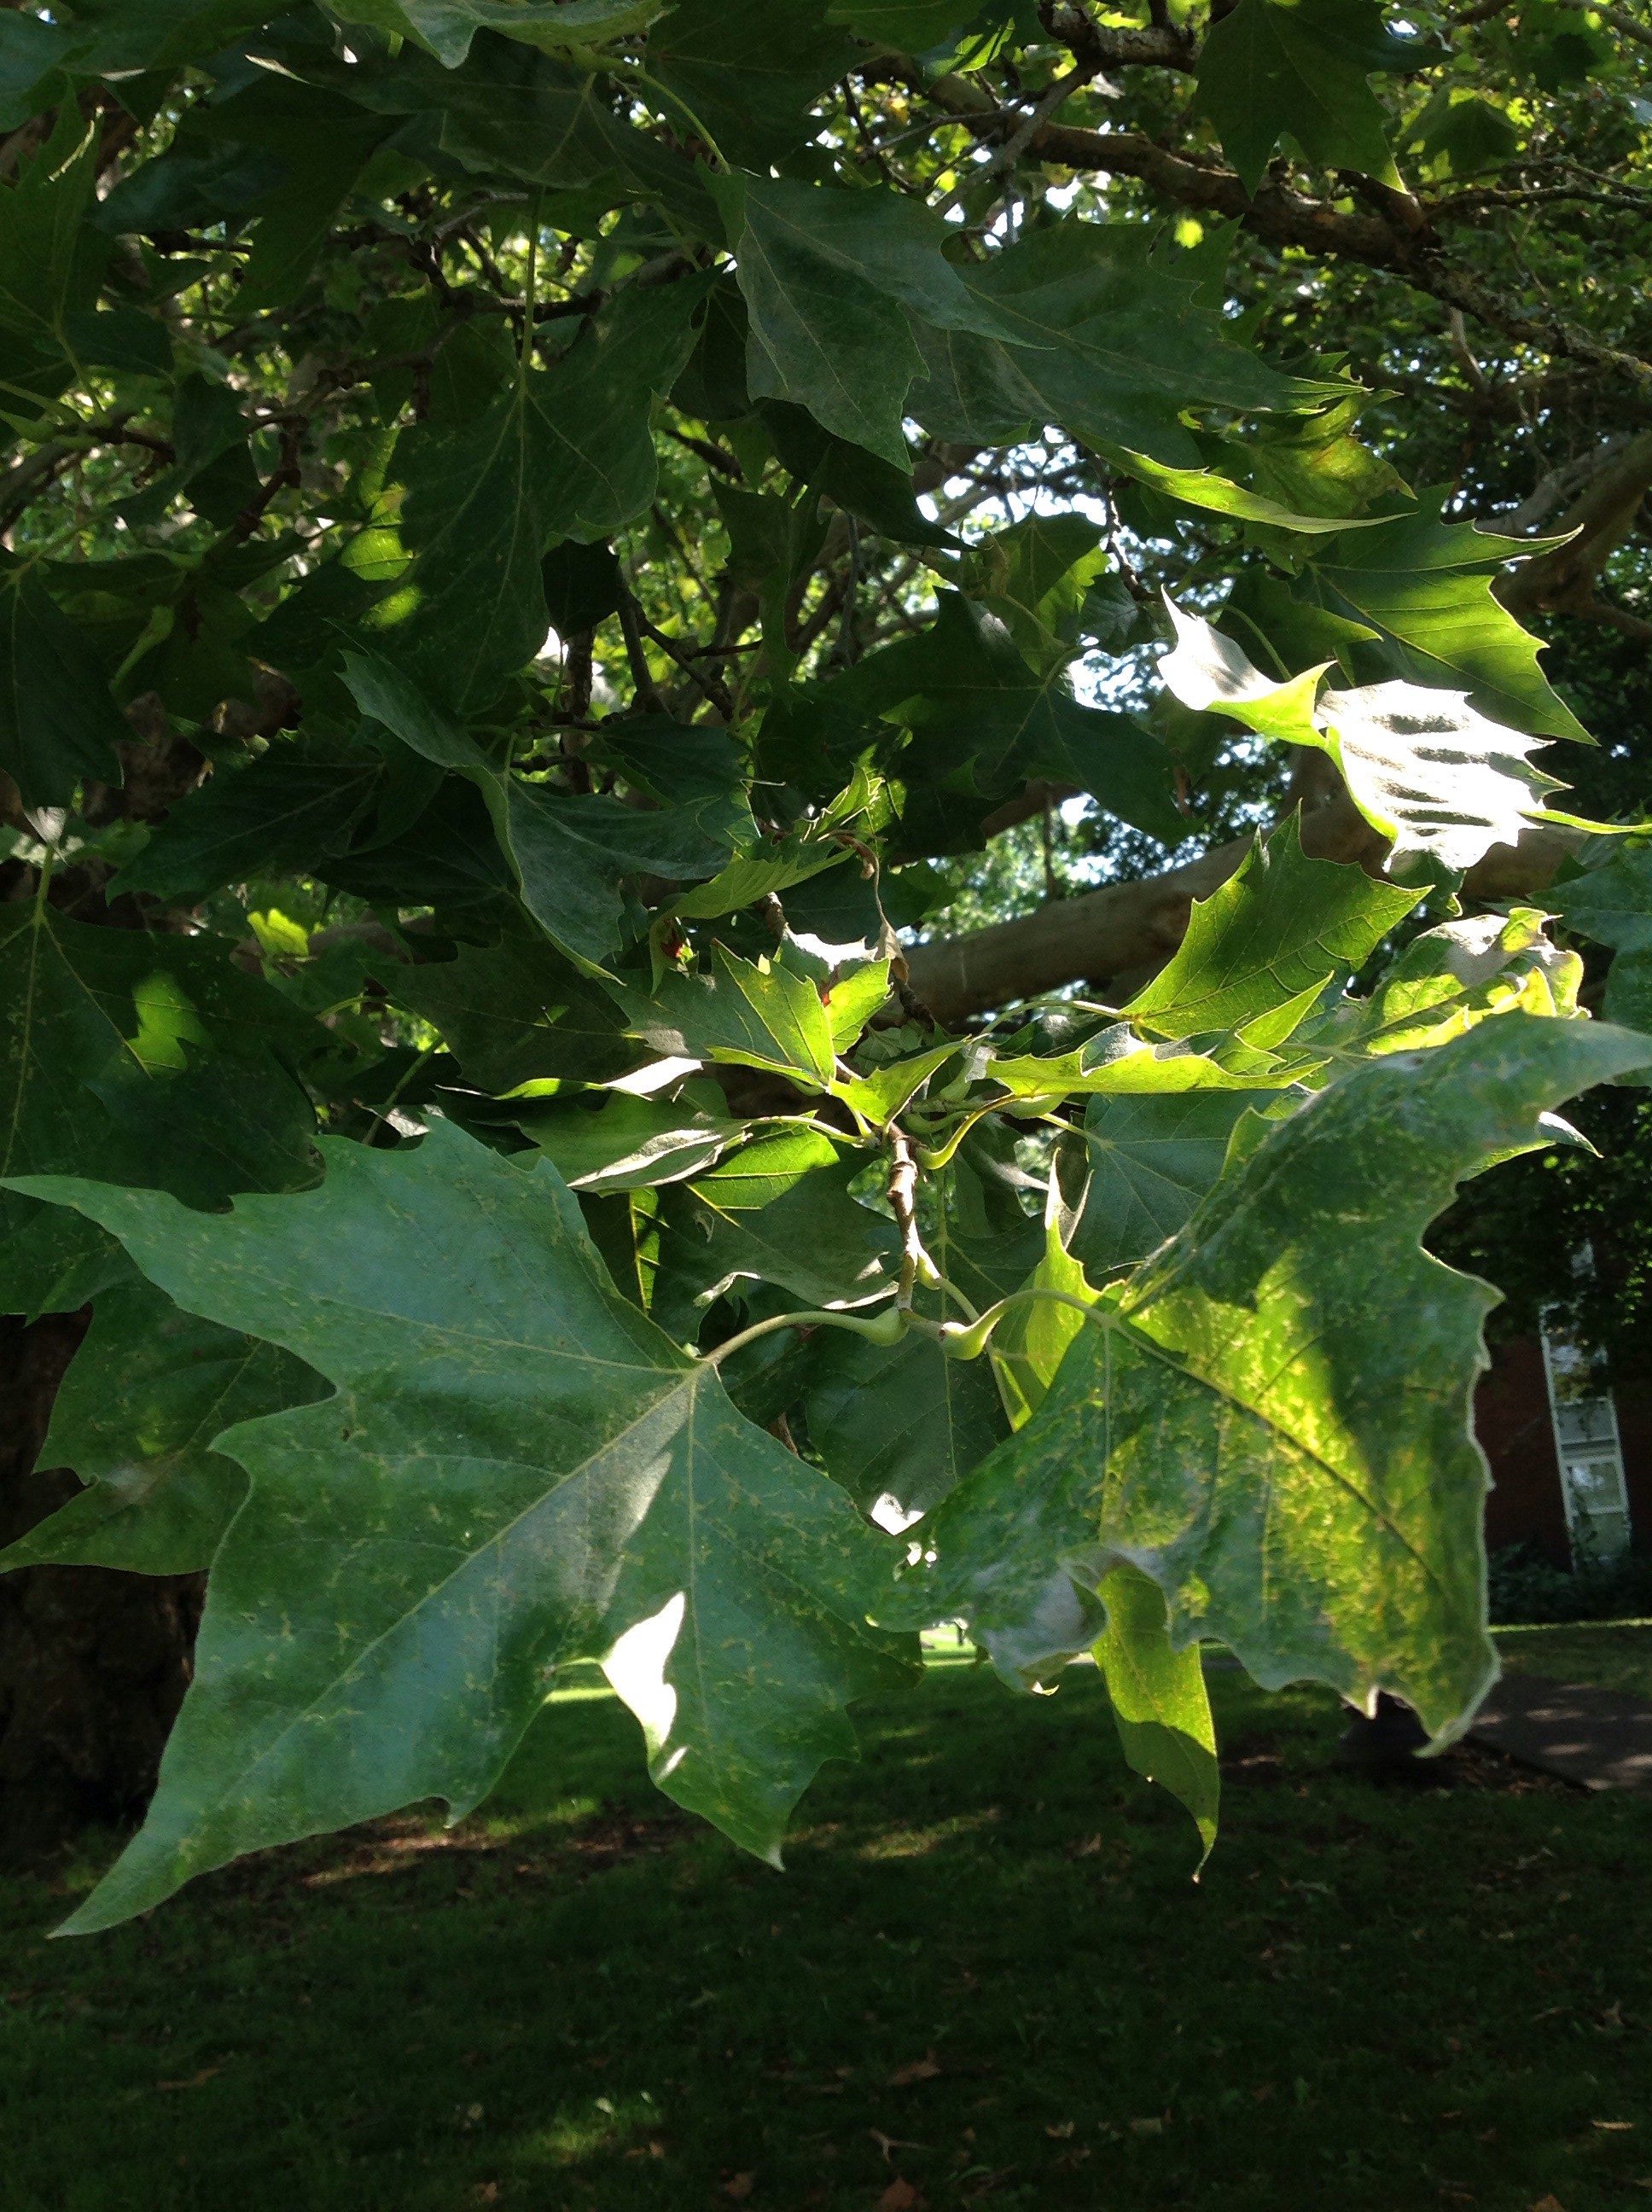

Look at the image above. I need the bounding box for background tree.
[2,0,1650,1912]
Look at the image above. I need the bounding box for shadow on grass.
[1,1650,1649,2212]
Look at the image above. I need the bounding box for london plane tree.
[2,0,1651,1924]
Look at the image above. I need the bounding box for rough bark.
[0,1310,201,1862]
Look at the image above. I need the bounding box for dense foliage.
[4,0,1652,1931]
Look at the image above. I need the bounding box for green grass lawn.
[1494,1619,1652,1701]
[3,1636,1650,2212]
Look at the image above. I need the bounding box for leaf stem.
[612,60,731,172]
[702,1299,908,1368]
[520,189,544,385]
[929,1286,1109,1362]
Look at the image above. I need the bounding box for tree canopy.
[3,0,1652,1930]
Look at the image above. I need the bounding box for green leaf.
[1108,446,1393,535]
[801,1309,1009,1522]
[0,564,130,807]
[1298,509,1587,743]
[0,904,322,1311]
[710,172,1027,468]
[0,113,104,356]
[513,1085,744,1191]
[982,1027,1278,1109]
[343,649,749,970]
[324,0,664,68]
[502,779,752,969]
[1330,907,1583,1057]
[1092,1563,1219,1866]
[882,1016,1652,1734]
[824,0,983,44]
[1069,1090,1271,1278]
[617,944,839,1090]
[390,924,642,1092]
[989,1201,1099,1433]
[652,1138,899,1324]
[365,281,705,710]
[114,736,405,903]
[649,0,858,168]
[0,1278,320,1576]
[11,1123,912,1931]
[846,593,1186,847]
[909,222,1336,470]
[1195,0,1428,191]
[1121,818,1420,1045]
[1554,844,1652,1034]
[1159,605,1569,880]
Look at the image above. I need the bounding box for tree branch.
[875,63,1652,405]
[904,776,1582,1024]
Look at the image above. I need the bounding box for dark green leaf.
[909,222,1335,469]
[803,1309,1009,1521]
[0,903,321,1313]
[1069,1090,1271,1278]
[711,170,1026,467]
[0,565,130,807]
[649,0,858,167]
[391,925,642,1091]
[0,1278,320,1576]
[366,281,706,710]
[1195,0,1432,191]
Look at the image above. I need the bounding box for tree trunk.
[0,1313,201,1859]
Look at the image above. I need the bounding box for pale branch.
[903,768,1582,1024]
[1499,429,1652,619]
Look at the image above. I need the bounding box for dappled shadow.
[3,1656,1649,2212]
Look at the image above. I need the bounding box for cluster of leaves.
[3,0,1652,1933]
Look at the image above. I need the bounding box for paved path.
[1470,1673,1652,1792]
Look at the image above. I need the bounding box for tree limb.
[904,776,1581,1023]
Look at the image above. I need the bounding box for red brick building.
[1477,1332,1652,1569]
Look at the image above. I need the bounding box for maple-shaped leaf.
[324,0,664,69]
[359,280,706,712]
[10,1123,913,1932]
[0,1277,320,1576]
[1159,604,1568,880]
[1196,0,1437,192]
[879,1016,1652,1737]
[1297,509,1586,742]
[649,0,858,168]
[1068,1090,1272,1279]
[650,1131,899,1331]
[908,221,1338,470]
[0,562,130,806]
[1122,817,1420,1046]
[711,172,1027,468]
[616,942,838,1090]
[389,923,642,1094]
[804,1316,1009,1525]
